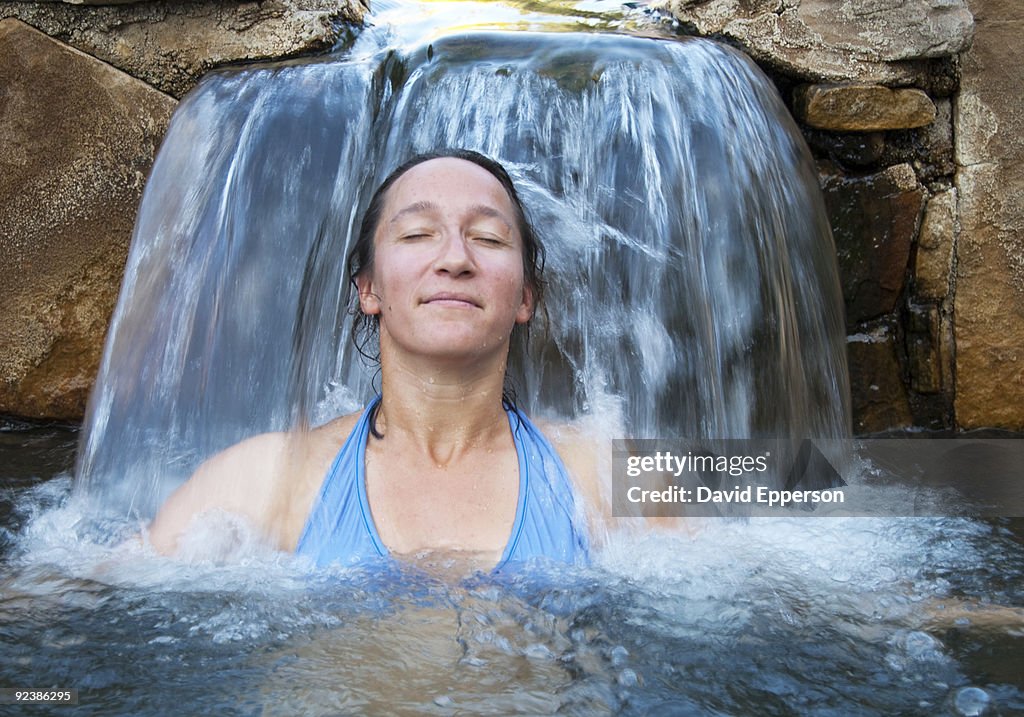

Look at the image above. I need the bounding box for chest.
[363,440,522,557]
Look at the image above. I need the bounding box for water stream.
[75,6,848,517]
[2,0,1021,714]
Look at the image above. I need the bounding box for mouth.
[422,292,481,309]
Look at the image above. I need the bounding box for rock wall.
[0,0,362,421]
[669,0,1022,432]
[1,0,1020,432]
[953,0,1024,429]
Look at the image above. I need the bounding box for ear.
[356,273,381,316]
[515,283,535,324]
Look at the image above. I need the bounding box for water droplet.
[610,645,629,667]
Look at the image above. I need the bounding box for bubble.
[953,686,991,716]
[610,645,629,667]
[617,668,639,688]
[903,631,941,660]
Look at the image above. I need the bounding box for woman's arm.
[147,432,290,555]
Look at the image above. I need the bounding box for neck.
[374,350,512,462]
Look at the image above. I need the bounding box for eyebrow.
[388,201,513,230]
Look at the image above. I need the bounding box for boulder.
[0,0,364,98]
[822,164,925,325]
[662,0,973,83]
[953,0,1024,430]
[793,84,936,132]
[0,19,177,420]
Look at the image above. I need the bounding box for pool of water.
[2,422,1022,716]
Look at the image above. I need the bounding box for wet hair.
[345,149,545,435]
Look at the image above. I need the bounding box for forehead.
[381,157,517,221]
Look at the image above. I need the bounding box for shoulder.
[148,409,367,556]
[530,417,607,519]
[147,431,292,554]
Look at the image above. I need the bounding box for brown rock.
[0,19,177,420]
[914,188,956,300]
[906,303,942,394]
[822,164,925,325]
[664,0,973,83]
[953,0,1024,430]
[794,84,937,132]
[0,0,364,98]
[847,329,913,434]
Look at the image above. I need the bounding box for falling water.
[74,11,849,518]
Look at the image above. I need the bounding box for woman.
[148,150,603,570]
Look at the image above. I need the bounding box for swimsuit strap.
[297,397,589,569]
[295,396,386,566]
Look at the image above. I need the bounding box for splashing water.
[3,435,1022,714]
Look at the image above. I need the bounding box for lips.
[422,292,481,308]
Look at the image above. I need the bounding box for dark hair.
[346,148,546,365]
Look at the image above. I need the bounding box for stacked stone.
[666,0,1021,434]
[1,0,1020,434]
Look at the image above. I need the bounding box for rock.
[803,100,954,180]
[661,0,973,83]
[822,164,925,325]
[803,130,888,169]
[0,20,177,420]
[847,329,913,434]
[0,0,364,98]
[906,303,942,394]
[953,0,1024,430]
[908,99,955,182]
[914,189,956,300]
[793,84,937,132]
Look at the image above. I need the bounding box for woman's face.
[356,157,534,366]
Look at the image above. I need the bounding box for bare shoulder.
[532,417,607,518]
[304,411,362,466]
[148,431,292,554]
[149,408,369,556]
[535,416,691,533]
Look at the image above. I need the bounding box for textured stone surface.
[953,0,1024,429]
[914,189,956,300]
[794,84,936,131]
[906,303,942,394]
[662,0,973,83]
[847,329,913,434]
[0,0,364,97]
[823,164,925,325]
[0,20,177,420]
[804,99,955,180]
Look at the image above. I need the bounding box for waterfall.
[74,26,850,518]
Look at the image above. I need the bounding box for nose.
[432,229,475,277]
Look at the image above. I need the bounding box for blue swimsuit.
[295,397,590,570]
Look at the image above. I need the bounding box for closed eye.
[471,234,510,247]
